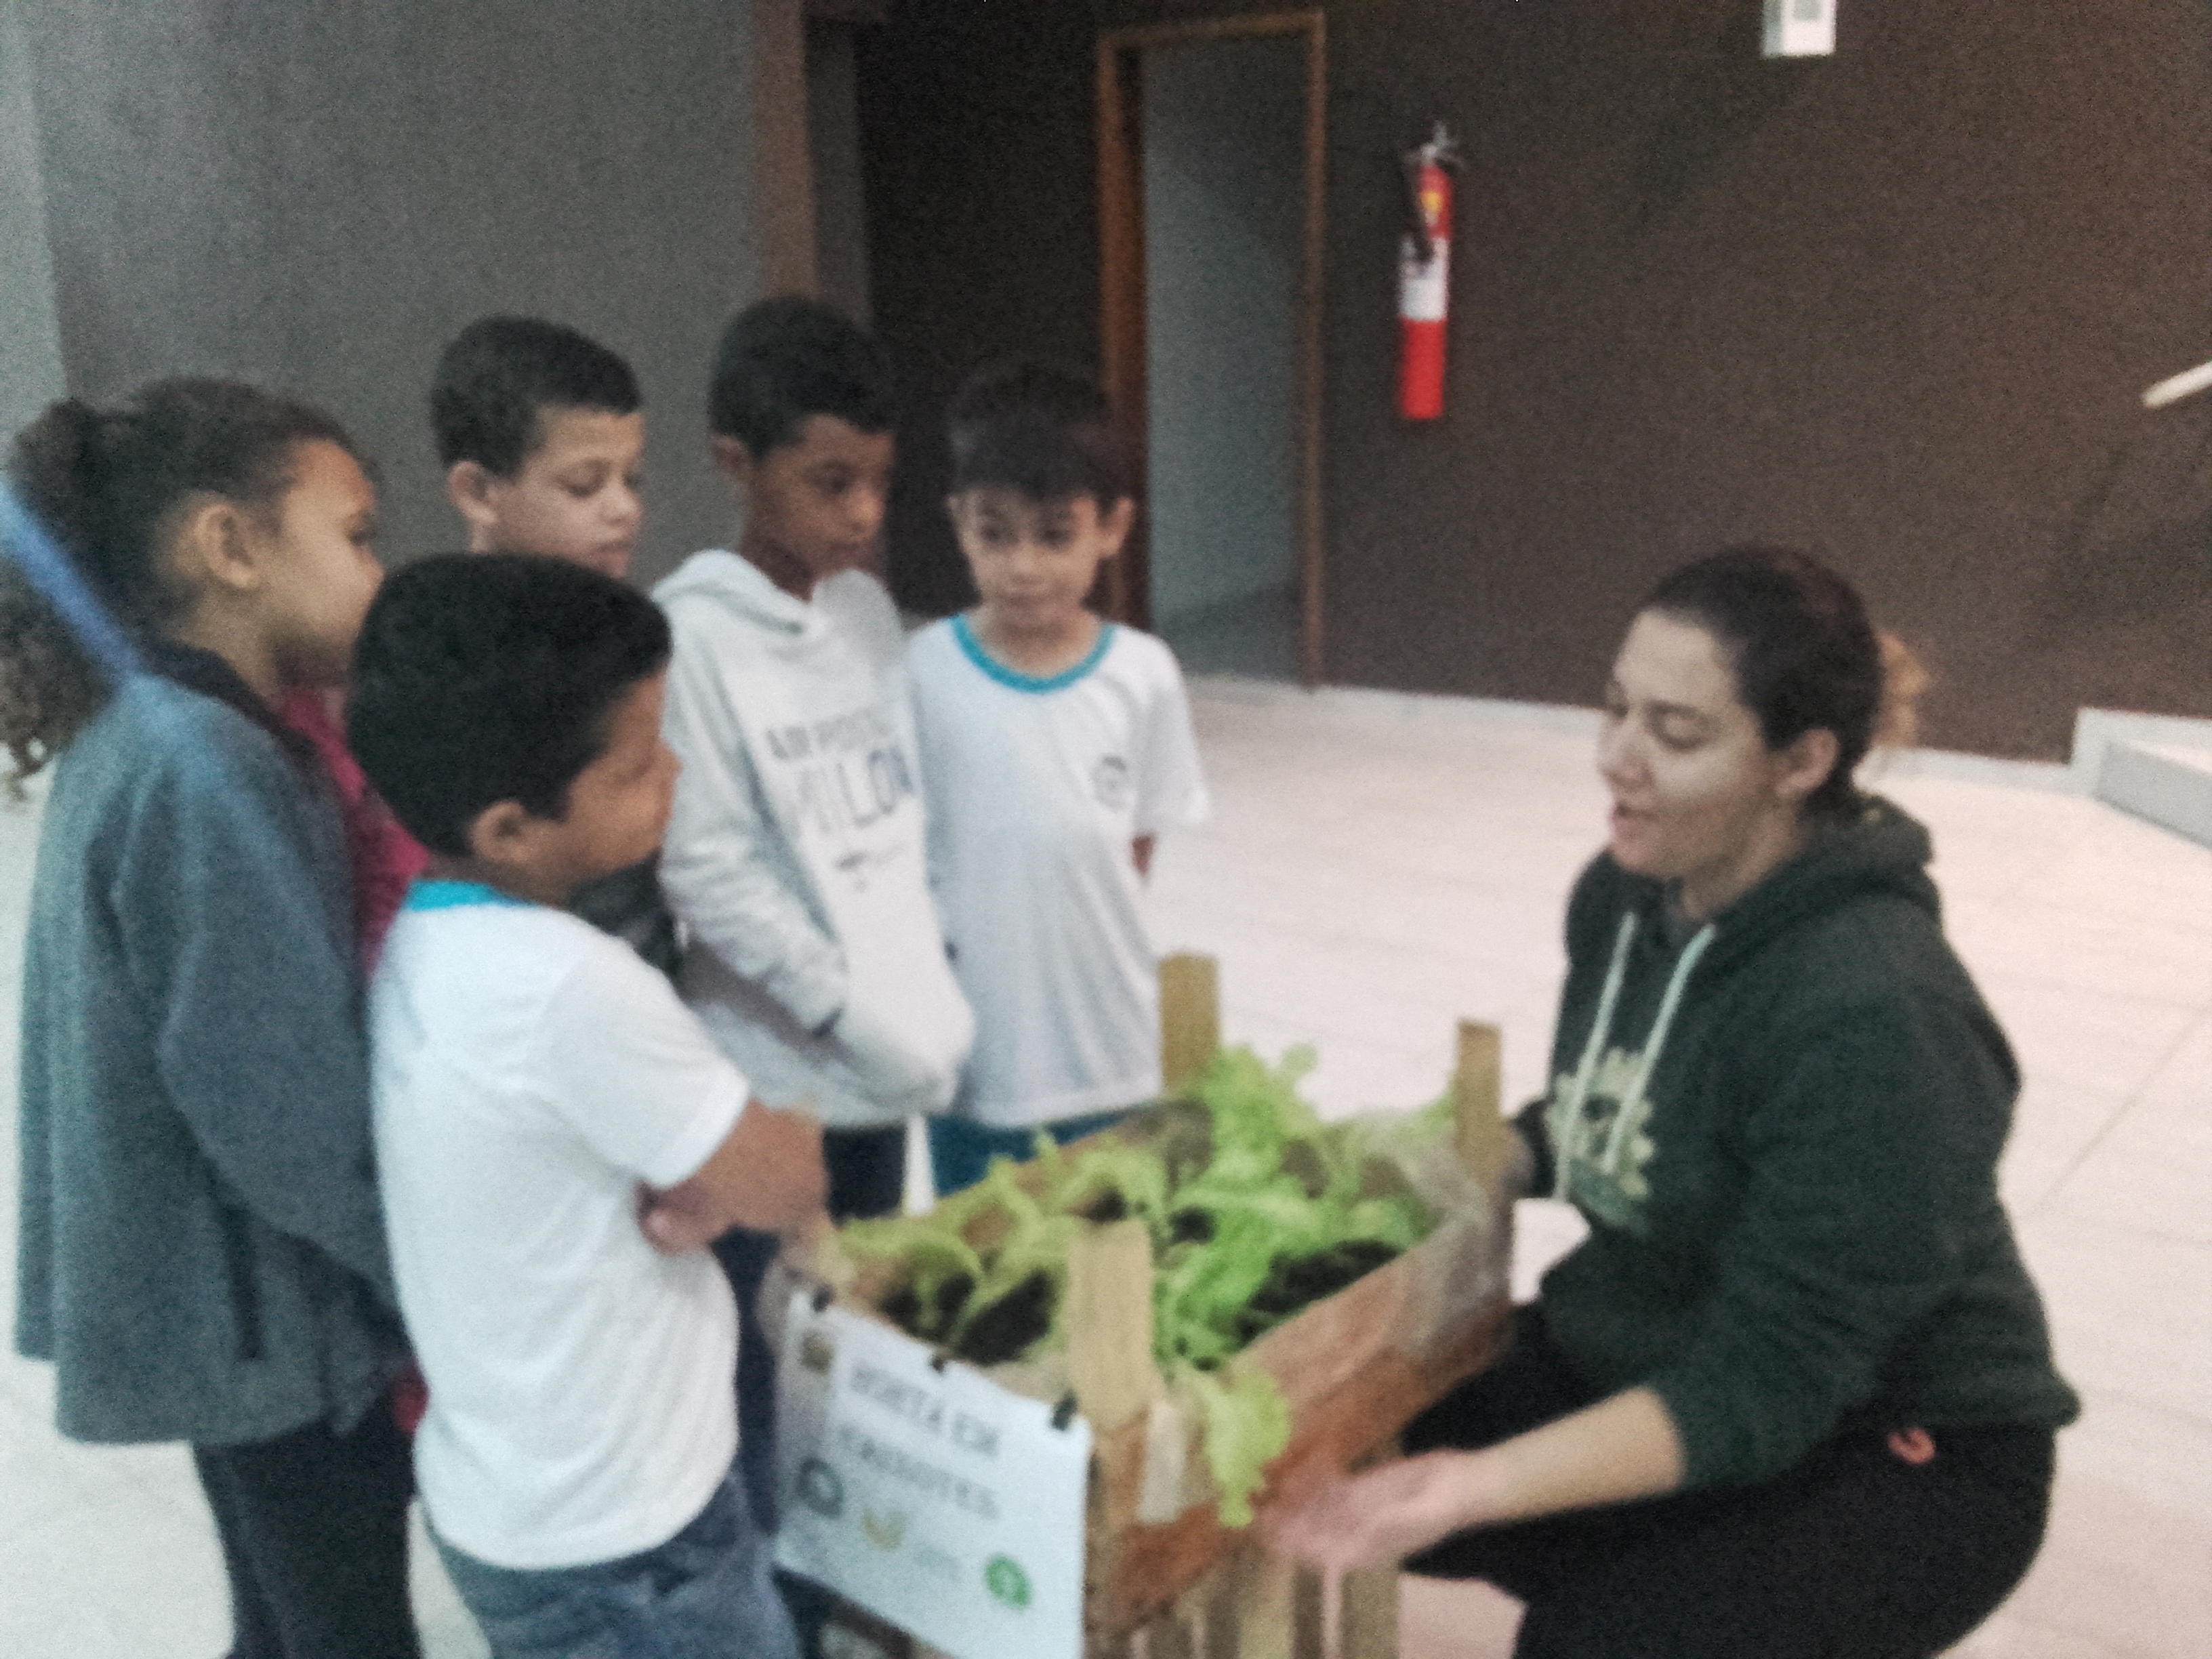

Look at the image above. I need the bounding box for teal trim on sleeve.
[403,879,535,912]
[951,613,1117,694]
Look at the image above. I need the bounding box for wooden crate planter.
[806,956,1517,1659]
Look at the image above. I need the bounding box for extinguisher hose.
[1399,151,1433,265]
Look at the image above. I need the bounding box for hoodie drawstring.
[1553,911,1717,1199]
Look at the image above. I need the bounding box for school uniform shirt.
[908,615,1209,1126]
[371,884,743,1570]
[655,552,973,1128]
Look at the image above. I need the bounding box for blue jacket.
[14,663,403,1446]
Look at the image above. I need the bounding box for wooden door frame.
[1097,11,1328,684]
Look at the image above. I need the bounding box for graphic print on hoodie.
[1542,914,1715,1235]
[654,551,973,1128]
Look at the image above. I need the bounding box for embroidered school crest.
[1092,753,1132,811]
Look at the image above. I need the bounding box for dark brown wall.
[860,0,2211,758]
[856,3,1103,617]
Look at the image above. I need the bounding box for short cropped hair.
[430,316,640,476]
[708,295,894,457]
[348,554,670,857]
[947,359,1130,506]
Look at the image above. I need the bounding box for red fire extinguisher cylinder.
[1398,149,1453,422]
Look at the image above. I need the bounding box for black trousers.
[190,1406,420,1659]
[714,1121,906,1659]
[1404,1307,2055,1659]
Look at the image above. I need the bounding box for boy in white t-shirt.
[348,554,823,1659]
[909,360,1210,1195]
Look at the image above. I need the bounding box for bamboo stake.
[1160,954,1221,1092]
[1452,1020,1513,1193]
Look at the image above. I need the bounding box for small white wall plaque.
[1764,0,1837,58]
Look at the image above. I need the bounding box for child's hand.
[638,1099,827,1255]
[827,1001,958,1111]
[638,1181,725,1256]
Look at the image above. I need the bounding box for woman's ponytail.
[1873,630,1929,755]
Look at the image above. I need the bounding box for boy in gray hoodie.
[657,298,972,1218]
[655,306,972,1625]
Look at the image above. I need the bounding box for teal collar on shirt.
[951,613,1116,694]
[403,879,535,912]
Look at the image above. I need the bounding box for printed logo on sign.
[984,1555,1032,1611]
[861,1508,909,1552]
[796,1458,844,1520]
[912,1542,961,1584]
[1092,754,1131,811]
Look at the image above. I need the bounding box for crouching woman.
[1267,547,2076,1659]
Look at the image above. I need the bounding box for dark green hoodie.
[1521,796,2077,1492]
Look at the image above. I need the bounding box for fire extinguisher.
[1398,123,1460,422]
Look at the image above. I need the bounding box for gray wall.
[1142,35,1305,623]
[10,0,803,588]
[0,3,63,441]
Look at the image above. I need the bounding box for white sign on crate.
[775,1297,1092,1659]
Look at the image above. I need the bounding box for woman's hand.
[1263,1451,1484,1574]
[1265,1387,1687,1574]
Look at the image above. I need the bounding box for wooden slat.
[1143,1607,1196,1659]
[1097,1298,1511,1632]
[1340,1565,1401,1658]
[1158,953,1221,1093]
[1291,1562,1327,1659]
[1453,1020,1516,1193]
[1065,1219,1166,1435]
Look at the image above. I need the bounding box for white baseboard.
[1191,678,2092,794]
[2070,708,2212,792]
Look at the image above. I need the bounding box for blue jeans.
[926,1107,1136,1198]
[432,1465,799,1659]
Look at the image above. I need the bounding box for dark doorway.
[1098,14,1328,682]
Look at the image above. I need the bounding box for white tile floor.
[3,679,2208,1658]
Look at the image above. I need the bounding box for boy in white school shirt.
[907,359,1210,1195]
[348,555,823,1659]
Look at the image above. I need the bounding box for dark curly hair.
[708,295,893,457]
[347,553,670,857]
[0,379,359,781]
[430,316,641,477]
[947,357,1130,507]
